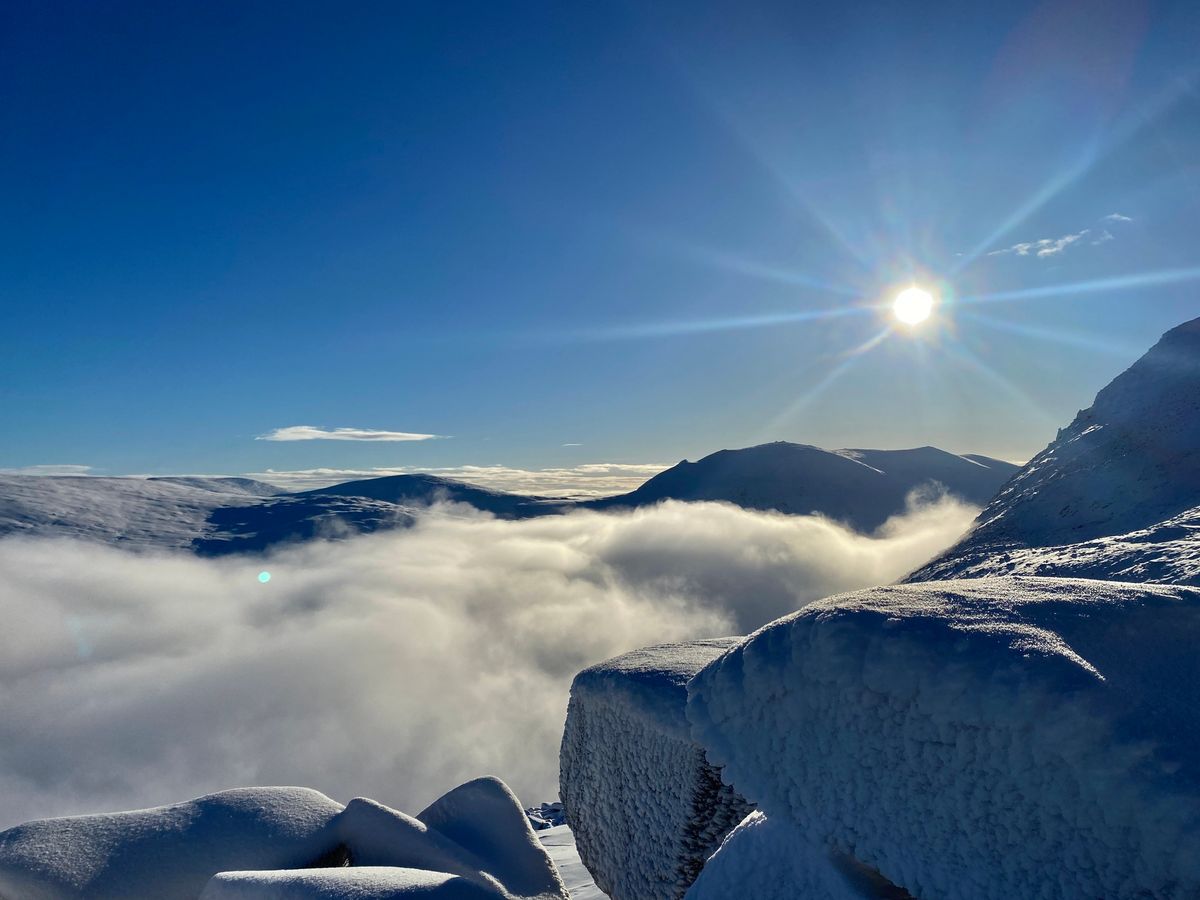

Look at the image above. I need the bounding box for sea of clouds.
[0,495,976,828]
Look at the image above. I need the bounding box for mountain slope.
[0,476,281,550]
[585,442,1018,532]
[301,474,561,518]
[911,316,1200,583]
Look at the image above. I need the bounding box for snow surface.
[0,787,343,900]
[537,827,607,900]
[0,779,569,900]
[912,503,1200,586]
[559,640,751,900]
[201,867,510,898]
[914,317,1200,582]
[682,811,910,900]
[0,475,281,550]
[687,576,1200,898]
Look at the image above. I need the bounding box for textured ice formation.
[687,576,1200,898]
[559,639,751,900]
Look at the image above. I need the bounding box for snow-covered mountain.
[912,316,1200,584]
[0,475,282,550]
[0,441,1015,555]
[585,443,1018,531]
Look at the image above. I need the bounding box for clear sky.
[3,0,1199,483]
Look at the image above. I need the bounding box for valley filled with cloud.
[0,495,976,829]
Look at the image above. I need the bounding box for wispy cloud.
[0,465,95,476]
[247,463,669,497]
[561,442,583,447]
[988,229,1090,258]
[988,213,1133,259]
[256,426,443,442]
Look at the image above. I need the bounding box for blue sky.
[2,0,1199,484]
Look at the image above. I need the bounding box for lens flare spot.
[893,286,935,325]
[258,571,271,584]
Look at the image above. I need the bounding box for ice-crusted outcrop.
[913,317,1200,583]
[687,576,1200,898]
[0,778,568,900]
[560,639,751,900]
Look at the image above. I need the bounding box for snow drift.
[687,576,1200,898]
[0,497,974,827]
[0,777,567,900]
[560,640,752,900]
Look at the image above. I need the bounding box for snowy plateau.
[3,319,1200,899]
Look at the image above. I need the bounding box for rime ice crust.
[0,779,568,900]
[559,639,751,900]
[687,576,1200,898]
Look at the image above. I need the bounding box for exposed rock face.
[559,640,751,900]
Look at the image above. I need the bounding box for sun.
[893,286,935,326]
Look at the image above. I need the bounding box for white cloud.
[256,427,442,442]
[988,213,1132,259]
[988,230,1090,258]
[561,443,583,448]
[248,463,670,498]
[0,494,976,827]
[0,465,95,476]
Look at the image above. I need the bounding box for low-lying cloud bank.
[0,496,976,828]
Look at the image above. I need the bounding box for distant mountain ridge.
[0,441,1018,556]
[586,443,1018,531]
[910,316,1200,585]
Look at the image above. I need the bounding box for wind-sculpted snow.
[688,576,1200,898]
[0,778,568,900]
[0,498,973,826]
[560,641,751,900]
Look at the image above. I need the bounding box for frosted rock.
[560,639,751,900]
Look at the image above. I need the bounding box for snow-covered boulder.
[0,778,568,900]
[560,639,751,900]
[687,576,1200,898]
[0,787,344,900]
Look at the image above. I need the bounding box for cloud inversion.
[0,494,976,828]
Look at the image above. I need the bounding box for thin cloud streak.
[256,426,444,442]
[0,465,96,476]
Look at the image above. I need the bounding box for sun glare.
[893,286,935,326]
